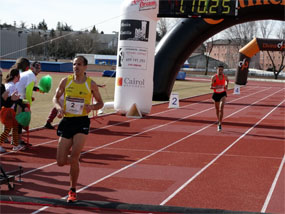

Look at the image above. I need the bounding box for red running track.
[0,79,284,214]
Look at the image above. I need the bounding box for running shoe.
[0,146,6,153]
[44,122,54,129]
[19,140,32,147]
[67,190,77,203]
[217,124,222,132]
[12,144,25,151]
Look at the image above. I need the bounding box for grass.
[1,71,232,130]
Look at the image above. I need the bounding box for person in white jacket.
[14,59,41,146]
[16,61,41,105]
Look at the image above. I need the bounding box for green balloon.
[39,75,52,93]
[16,112,31,127]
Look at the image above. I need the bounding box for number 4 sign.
[169,92,179,108]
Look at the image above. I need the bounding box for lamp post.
[44,34,48,60]
[112,31,118,53]
[17,31,23,58]
[204,51,210,75]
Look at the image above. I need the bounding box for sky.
[0,0,122,34]
[0,0,283,36]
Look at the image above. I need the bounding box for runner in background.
[210,64,229,132]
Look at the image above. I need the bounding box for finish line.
[0,195,260,214]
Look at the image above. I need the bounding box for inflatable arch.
[114,0,284,114]
[236,38,285,85]
[153,0,284,100]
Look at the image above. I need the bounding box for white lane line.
[81,87,271,155]
[7,87,273,181]
[13,87,272,177]
[261,155,285,213]
[31,88,282,214]
[0,85,261,157]
[160,99,285,205]
[23,87,270,178]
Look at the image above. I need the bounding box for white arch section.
[114,0,159,114]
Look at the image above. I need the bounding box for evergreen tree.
[38,19,48,30]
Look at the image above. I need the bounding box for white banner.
[114,0,159,114]
[118,46,148,70]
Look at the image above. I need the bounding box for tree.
[49,29,56,38]
[20,21,27,29]
[90,25,98,34]
[221,21,259,69]
[156,18,180,41]
[0,22,14,30]
[221,20,284,79]
[267,26,285,79]
[157,18,168,40]
[56,22,72,31]
[31,24,37,30]
[62,23,73,31]
[259,20,284,79]
[258,20,276,38]
[38,19,48,31]
[222,21,259,47]
[27,32,45,59]
[204,37,215,75]
[75,33,98,54]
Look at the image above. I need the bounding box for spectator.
[0,68,28,152]
[16,61,41,105]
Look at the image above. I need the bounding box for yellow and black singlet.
[63,75,92,117]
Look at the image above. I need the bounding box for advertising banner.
[235,38,284,85]
[114,0,159,114]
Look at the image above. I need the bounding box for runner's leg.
[219,96,226,125]
[56,137,72,166]
[69,133,87,189]
[214,101,220,123]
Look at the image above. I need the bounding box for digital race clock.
[158,0,238,18]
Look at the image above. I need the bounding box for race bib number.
[216,85,224,92]
[65,97,84,115]
[216,88,224,92]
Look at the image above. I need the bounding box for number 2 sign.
[169,92,180,108]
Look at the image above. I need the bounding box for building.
[75,53,96,65]
[96,33,118,51]
[94,54,117,65]
[187,54,225,69]
[75,54,117,65]
[259,51,284,71]
[0,29,28,59]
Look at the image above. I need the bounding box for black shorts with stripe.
[212,91,227,102]
[57,116,90,139]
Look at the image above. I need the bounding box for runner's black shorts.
[57,116,90,139]
[212,91,227,102]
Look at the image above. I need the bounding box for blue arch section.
[153,2,284,101]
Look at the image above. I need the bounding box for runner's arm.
[210,76,216,89]
[225,75,229,90]
[53,77,67,117]
[85,81,104,113]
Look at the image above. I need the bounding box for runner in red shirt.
[210,65,229,131]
